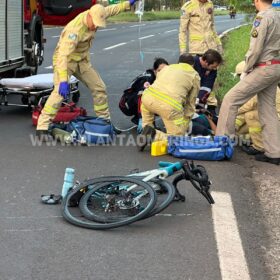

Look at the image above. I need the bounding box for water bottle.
[61,168,75,198]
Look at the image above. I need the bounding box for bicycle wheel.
[62,176,156,230]
[79,176,157,224]
[80,177,175,221]
[139,178,175,219]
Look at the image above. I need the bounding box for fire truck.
[0,0,96,78]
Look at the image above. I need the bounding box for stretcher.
[0,73,79,108]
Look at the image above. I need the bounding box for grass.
[215,24,251,102]
[107,10,229,23]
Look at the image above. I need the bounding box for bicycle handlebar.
[158,160,209,183]
[184,165,209,183]
[158,160,188,176]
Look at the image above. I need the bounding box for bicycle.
[62,159,214,230]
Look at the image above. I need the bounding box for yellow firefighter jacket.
[143,63,200,120]
[178,0,221,55]
[53,1,130,82]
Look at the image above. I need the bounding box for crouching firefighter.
[36,0,138,139]
[138,53,200,151]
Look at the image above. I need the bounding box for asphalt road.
[0,15,272,280]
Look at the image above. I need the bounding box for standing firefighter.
[36,1,138,138]
[178,0,223,56]
[216,0,280,165]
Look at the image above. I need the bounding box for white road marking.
[51,35,60,38]
[103,42,127,50]
[155,213,193,217]
[164,29,177,33]
[139,35,155,40]
[99,28,117,32]
[4,216,62,219]
[5,228,47,232]
[45,65,53,69]
[130,24,146,28]
[216,19,240,23]
[212,191,251,280]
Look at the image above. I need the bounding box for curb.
[219,23,250,39]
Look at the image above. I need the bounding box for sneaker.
[255,154,280,165]
[36,130,53,142]
[137,125,156,152]
[241,145,263,155]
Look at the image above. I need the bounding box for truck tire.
[25,14,44,74]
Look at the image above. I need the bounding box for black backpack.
[119,69,156,117]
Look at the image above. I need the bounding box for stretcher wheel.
[21,96,29,105]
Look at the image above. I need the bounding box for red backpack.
[32,101,87,126]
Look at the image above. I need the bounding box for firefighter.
[178,0,223,56]
[216,0,280,165]
[36,0,138,138]
[235,61,280,155]
[138,53,200,151]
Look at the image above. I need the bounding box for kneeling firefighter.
[138,53,200,151]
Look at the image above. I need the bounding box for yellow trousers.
[37,60,110,130]
[236,110,264,151]
[141,94,189,141]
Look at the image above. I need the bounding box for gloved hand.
[58,81,70,99]
[137,118,143,134]
[129,0,138,6]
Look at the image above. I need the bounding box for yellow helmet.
[235,61,246,75]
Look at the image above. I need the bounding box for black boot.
[137,125,156,152]
[241,145,263,155]
[36,130,53,142]
[255,154,280,165]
